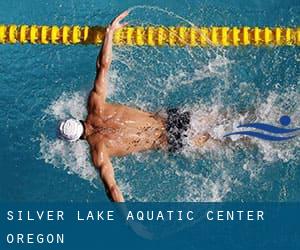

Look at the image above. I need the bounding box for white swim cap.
[58,118,84,142]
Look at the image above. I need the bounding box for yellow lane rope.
[0,25,299,46]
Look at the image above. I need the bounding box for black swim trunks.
[166,108,191,153]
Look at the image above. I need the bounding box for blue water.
[0,0,299,202]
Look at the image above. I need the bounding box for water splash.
[37,6,299,202]
[39,134,98,185]
[39,89,300,202]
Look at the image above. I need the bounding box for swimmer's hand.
[107,10,129,33]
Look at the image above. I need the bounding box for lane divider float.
[0,25,299,46]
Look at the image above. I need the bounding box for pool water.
[0,0,299,202]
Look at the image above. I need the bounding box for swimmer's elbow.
[96,57,110,72]
[100,58,111,71]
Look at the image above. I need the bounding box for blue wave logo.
[224,116,300,141]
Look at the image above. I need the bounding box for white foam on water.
[45,91,87,120]
[182,89,300,162]
[39,92,98,185]
[175,165,234,202]
[173,89,300,202]
[39,134,97,183]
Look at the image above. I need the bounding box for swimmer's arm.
[92,144,125,202]
[93,30,112,99]
[94,11,129,99]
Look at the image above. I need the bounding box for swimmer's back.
[86,101,167,156]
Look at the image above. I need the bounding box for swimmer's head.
[57,118,84,142]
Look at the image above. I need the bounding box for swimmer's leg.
[192,132,211,147]
[190,107,259,148]
[192,133,254,148]
[190,115,216,147]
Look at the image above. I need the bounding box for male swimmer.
[58,11,210,202]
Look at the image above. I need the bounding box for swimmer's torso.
[85,92,167,156]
